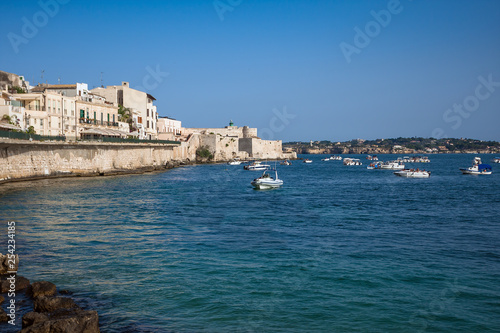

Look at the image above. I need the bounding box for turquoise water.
[1,154,500,332]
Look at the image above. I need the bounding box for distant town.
[285,137,500,155]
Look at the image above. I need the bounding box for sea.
[1,154,499,332]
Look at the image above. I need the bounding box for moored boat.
[244,161,271,171]
[251,169,283,189]
[303,159,313,163]
[343,158,362,166]
[227,159,242,165]
[380,161,405,170]
[280,160,292,165]
[367,161,383,169]
[394,169,430,178]
[492,157,500,164]
[460,157,492,175]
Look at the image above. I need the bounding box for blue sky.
[1,0,499,142]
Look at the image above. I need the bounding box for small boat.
[366,155,379,161]
[331,155,342,160]
[280,160,292,165]
[244,161,271,171]
[492,157,500,164]
[227,159,242,165]
[460,157,492,175]
[303,159,313,163]
[343,158,362,166]
[380,161,405,170]
[367,161,383,170]
[321,157,331,161]
[251,169,283,189]
[394,169,431,178]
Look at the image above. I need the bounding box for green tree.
[26,126,36,134]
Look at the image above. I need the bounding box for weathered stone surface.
[0,307,8,322]
[20,309,100,333]
[34,296,78,313]
[0,253,19,274]
[27,281,57,298]
[22,311,49,328]
[0,295,4,303]
[0,275,30,292]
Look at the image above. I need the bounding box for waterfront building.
[91,82,158,140]
[157,116,182,141]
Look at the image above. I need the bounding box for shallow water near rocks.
[1,154,500,332]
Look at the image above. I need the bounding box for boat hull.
[251,180,283,189]
[394,170,430,178]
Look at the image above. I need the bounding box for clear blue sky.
[1,0,499,142]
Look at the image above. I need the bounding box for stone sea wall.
[0,139,194,184]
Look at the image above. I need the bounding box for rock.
[0,253,19,274]
[0,275,30,292]
[22,311,49,328]
[0,307,8,322]
[0,295,4,304]
[34,296,79,313]
[27,281,57,298]
[59,289,72,295]
[20,309,100,333]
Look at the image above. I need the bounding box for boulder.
[0,253,19,274]
[0,275,30,292]
[34,296,79,313]
[22,311,49,328]
[20,309,100,333]
[27,281,57,298]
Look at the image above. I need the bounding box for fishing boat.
[460,157,492,175]
[251,169,283,189]
[380,161,405,170]
[244,161,271,171]
[394,169,431,178]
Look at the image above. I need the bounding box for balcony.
[79,118,118,127]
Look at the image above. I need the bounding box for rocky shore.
[0,255,99,332]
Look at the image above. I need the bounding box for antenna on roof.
[58,77,61,84]
[40,70,44,84]
[100,72,104,87]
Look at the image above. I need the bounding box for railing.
[0,130,66,141]
[79,118,119,127]
[98,137,181,145]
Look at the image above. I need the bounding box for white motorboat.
[321,157,330,161]
[244,161,271,171]
[251,169,283,189]
[227,159,242,165]
[366,155,379,161]
[331,155,342,160]
[343,158,362,166]
[303,159,313,163]
[492,157,500,164]
[380,161,405,170]
[280,160,292,165]
[394,169,431,178]
[460,157,492,175]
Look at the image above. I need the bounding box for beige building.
[91,82,158,140]
[157,116,182,141]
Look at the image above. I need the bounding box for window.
[40,119,43,126]
[107,114,110,123]
[147,120,149,128]
[94,111,96,120]
[101,113,103,125]
[80,109,85,118]
[112,114,115,123]
[147,109,149,117]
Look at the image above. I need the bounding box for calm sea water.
[1,154,500,332]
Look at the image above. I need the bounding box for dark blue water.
[1,154,500,332]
